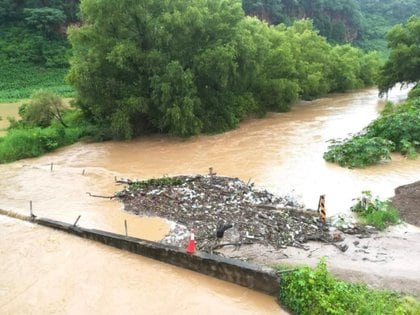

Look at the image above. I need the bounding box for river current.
[0,86,418,313]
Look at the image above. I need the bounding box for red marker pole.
[186,229,196,254]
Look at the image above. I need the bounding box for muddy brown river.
[0,86,418,313]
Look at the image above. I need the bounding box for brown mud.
[391,181,420,227]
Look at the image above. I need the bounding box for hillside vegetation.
[0,0,78,101]
[243,0,420,51]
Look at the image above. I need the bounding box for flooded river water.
[0,86,418,313]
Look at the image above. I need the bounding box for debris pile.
[117,175,350,252]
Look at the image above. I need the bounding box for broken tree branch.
[86,192,115,199]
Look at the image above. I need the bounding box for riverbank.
[118,175,420,297]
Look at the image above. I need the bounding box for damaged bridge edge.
[0,210,280,296]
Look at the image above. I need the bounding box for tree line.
[67,0,380,138]
[1,0,418,68]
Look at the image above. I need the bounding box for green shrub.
[366,99,420,155]
[324,96,420,168]
[323,135,394,168]
[20,90,68,128]
[0,122,90,163]
[278,258,420,315]
[351,191,400,230]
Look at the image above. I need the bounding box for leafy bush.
[324,96,420,167]
[351,191,400,230]
[366,98,420,156]
[278,258,420,315]
[20,90,67,127]
[323,135,394,168]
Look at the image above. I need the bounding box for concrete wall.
[33,217,280,295]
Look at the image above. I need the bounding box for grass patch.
[277,258,420,315]
[0,108,96,163]
[0,125,82,163]
[0,63,74,102]
[351,191,400,230]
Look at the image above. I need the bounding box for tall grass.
[0,125,82,163]
[0,109,96,163]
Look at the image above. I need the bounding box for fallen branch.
[114,177,133,184]
[86,192,115,199]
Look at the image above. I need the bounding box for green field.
[0,63,74,102]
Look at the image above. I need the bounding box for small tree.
[21,90,68,128]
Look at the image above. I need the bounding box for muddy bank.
[117,175,420,297]
[391,180,420,227]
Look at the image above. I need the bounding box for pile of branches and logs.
[110,174,374,252]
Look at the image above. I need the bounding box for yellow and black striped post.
[318,195,326,224]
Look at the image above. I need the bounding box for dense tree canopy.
[378,16,420,95]
[68,0,379,138]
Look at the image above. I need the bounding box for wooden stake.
[124,220,128,237]
[29,200,33,217]
[73,215,81,227]
[50,162,53,172]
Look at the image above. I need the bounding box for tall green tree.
[68,0,267,137]
[378,16,420,95]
